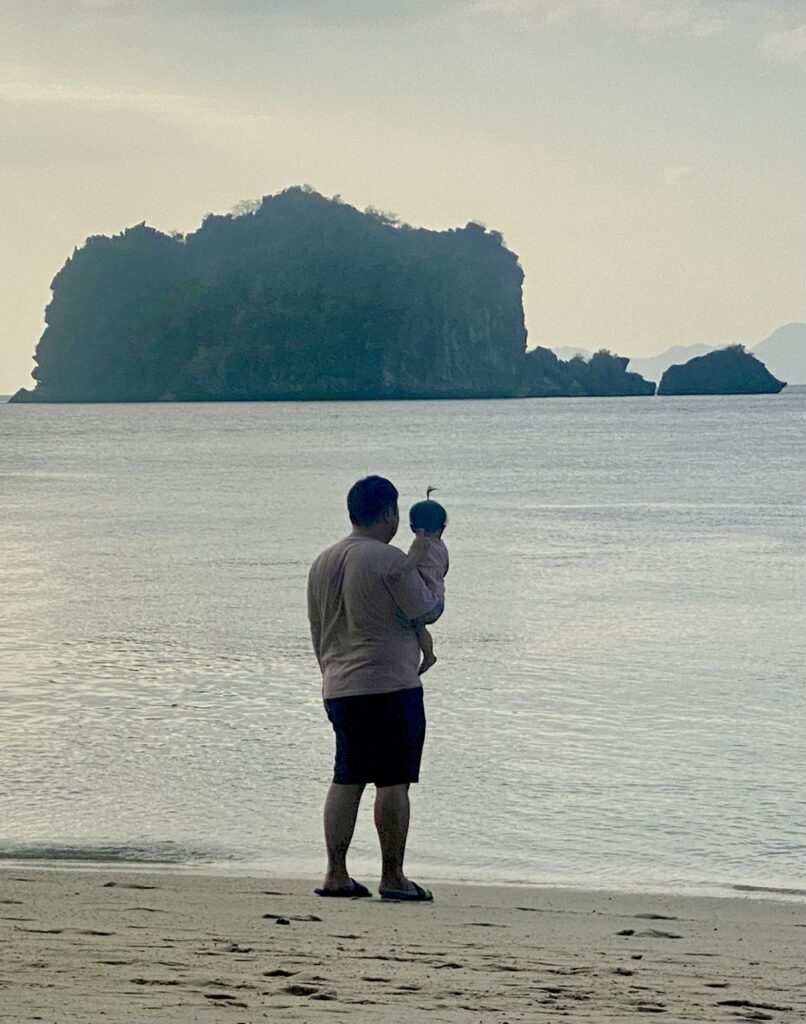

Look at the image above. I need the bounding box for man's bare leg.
[375,783,417,893]
[323,782,365,889]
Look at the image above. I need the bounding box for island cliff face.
[11,187,654,403]
[658,346,786,396]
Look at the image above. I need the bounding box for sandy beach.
[0,868,802,1023]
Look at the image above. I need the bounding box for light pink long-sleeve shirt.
[307,535,442,699]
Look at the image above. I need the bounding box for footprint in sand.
[103,882,156,890]
[263,912,322,923]
[716,999,792,1012]
[282,983,321,997]
[619,928,681,939]
[203,993,248,1007]
[205,980,255,991]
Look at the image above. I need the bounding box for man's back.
[308,535,439,699]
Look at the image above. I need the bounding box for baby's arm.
[387,532,431,583]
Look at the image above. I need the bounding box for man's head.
[347,475,399,542]
[409,487,447,537]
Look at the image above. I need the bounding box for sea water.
[1,394,805,897]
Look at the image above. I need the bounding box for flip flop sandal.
[379,881,433,902]
[314,879,372,898]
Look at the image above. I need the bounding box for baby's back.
[415,537,449,600]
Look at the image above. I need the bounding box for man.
[307,475,441,901]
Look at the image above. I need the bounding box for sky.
[1,0,805,393]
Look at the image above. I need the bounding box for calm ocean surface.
[1,395,805,898]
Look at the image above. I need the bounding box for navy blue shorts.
[324,687,426,787]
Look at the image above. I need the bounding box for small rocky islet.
[658,345,786,395]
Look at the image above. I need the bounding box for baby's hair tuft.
[426,486,437,500]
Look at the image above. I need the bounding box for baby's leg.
[416,624,437,675]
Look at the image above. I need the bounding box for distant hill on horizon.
[751,323,805,385]
[548,346,592,362]
[547,323,806,385]
[628,344,715,384]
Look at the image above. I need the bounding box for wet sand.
[0,867,803,1022]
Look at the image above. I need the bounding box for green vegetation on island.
[11,187,656,404]
[658,346,786,396]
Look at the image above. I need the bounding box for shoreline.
[5,388,805,405]
[2,866,803,1022]
[2,856,805,906]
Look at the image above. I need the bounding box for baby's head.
[409,487,447,538]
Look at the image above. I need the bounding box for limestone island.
[10,187,655,404]
[658,345,786,396]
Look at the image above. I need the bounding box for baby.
[391,488,449,675]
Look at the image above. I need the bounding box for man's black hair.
[409,486,447,533]
[347,475,399,527]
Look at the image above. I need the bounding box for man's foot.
[379,880,433,902]
[418,653,437,675]
[314,878,372,898]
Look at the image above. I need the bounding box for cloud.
[36,0,806,44]
[762,23,806,61]
[584,1,747,40]
[0,68,292,137]
[662,164,695,189]
[65,0,456,23]
[691,17,729,39]
[78,0,130,9]
[466,0,806,50]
